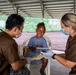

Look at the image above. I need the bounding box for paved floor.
[29,50,70,75]
[31,60,70,75]
[51,59,70,75]
[30,60,70,75]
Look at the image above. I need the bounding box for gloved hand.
[40,50,54,59]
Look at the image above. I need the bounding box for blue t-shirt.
[25,36,48,57]
[25,36,48,64]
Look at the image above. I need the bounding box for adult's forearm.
[17,59,27,69]
[54,55,76,68]
[57,53,65,58]
[11,59,27,71]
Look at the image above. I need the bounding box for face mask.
[15,32,22,38]
[61,28,69,35]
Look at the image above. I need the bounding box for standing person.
[40,13,76,75]
[24,22,48,75]
[0,14,30,75]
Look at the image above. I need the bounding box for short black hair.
[6,14,24,30]
[37,22,46,31]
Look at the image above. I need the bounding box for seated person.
[24,22,48,75]
[0,14,30,75]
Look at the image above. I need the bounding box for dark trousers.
[10,66,30,75]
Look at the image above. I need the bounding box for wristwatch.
[52,54,56,59]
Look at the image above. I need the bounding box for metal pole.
[74,0,75,13]
[42,5,44,18]
[16,7,18,14]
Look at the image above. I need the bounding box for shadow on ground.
[30,59,70,75]
[51,59,70,75]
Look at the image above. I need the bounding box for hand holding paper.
[40,50,54,59]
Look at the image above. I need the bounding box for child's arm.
[29,44,41,51]
[29,46,36,50]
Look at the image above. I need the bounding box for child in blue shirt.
[24,22,48,75]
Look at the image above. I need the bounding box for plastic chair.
[19,35,51,75]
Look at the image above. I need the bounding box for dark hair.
[37,22,46,31]
[6,14,24,30]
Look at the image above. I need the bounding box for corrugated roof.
[0,0,75,18]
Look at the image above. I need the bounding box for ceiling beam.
[6,0,16,12]
[39,0,53,18]
[0,10,8,15]
[69,0,75,13]
[39,0,44,18]
[6,0,32,17]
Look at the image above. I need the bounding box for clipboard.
[36,47,50,55]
